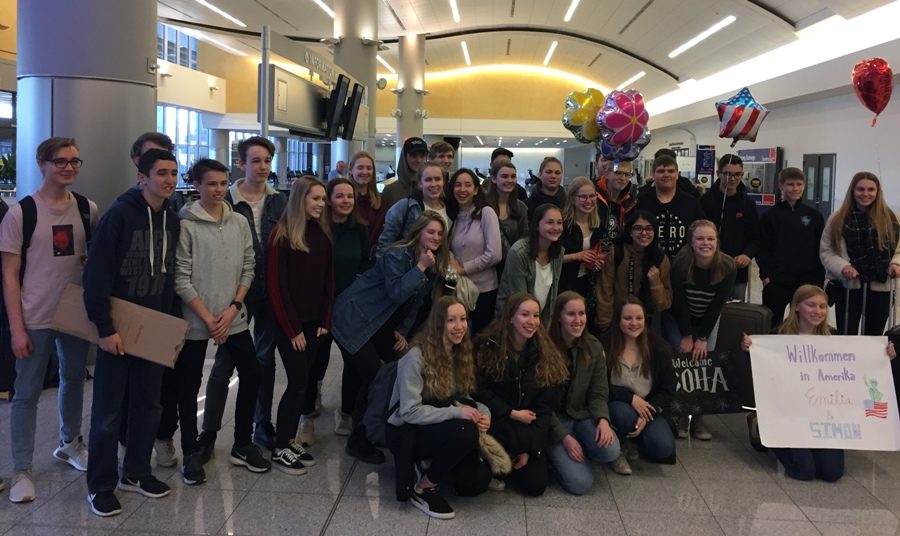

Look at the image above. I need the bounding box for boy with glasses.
[594,155,637,242]
[699,154,759,300]
[0,137,97,503]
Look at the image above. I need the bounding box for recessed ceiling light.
[476,135,484,145]
[449,0,461,23]
[376,55,396,74]
[668,15,736,59]
[563,0,581,22]
[543,41,558,66]
[461,41,471,66]
[312,0,335,18]
[615,71,646,91]
[195,0,246,27]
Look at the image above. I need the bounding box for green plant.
[0,153,15,183]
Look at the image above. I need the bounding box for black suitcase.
[716,282,772,408]
[883,282,900,409]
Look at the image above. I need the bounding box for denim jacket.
[226,182,287,304]
[332,246,434,354]
[376,195,422,258]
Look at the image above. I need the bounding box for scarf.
[842,208,894,283]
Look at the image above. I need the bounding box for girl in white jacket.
[819,172,900,335]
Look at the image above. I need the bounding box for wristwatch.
[230,300,243,311]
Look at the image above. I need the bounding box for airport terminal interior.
[4,0,900,534]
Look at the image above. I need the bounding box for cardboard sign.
[750,335,900,451]
[671,351,753,416]
[51,283,188,368]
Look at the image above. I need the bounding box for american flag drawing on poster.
[865,400,888,419]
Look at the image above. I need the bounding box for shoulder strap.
[18,195,37,285]
[72,191,92,245]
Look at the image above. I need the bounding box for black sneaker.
[87,491,122,517]
[253,422,276,451]
[271,447,307,475]
[345,432,386,464]
[182,453,207,486]
[117,475,171,499]
[196,431,217,464]
[229,443,272,473]
[410,485,455,520]
[288,440,317,467]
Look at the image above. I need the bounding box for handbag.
[444,267,479,312]
[452,401,513,475]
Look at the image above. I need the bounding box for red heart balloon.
[852,57,893,126]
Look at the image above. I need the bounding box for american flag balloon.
[715,87,770,147]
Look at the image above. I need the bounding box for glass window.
[166,26,177,63]
[190,37,198,70]
[0,91,14,120]
[157,23,165,61]
[178,32,189,67]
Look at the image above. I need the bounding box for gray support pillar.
[274,136,288,188]
[17,0,157,211]
[333,0,378,162]
[395,34,425,162]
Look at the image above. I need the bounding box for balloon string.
[872,115,878,127]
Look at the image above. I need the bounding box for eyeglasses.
[45,158,84,169]
[631,225,655,234]
[721,171,743,179]
[613,171,634,178]
[575,194,596,202]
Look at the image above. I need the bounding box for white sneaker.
[297,414,315,446]
[154,438,178,468]
[53,436,89,471]
[334,410,352,436]
[9,472,35,503]
[488,477,506,491]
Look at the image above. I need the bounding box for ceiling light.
[312,0,335,18]
[668,15,736,58]
[376,55,396,74]
[449,0,461,23]
[543,41,558,66]
[195,0,246,27]
[615,71,646,91]
[376,64,609,93]
[476,136,484,145]
[563,0,581,22]
[182,29,247,56]
[461,41,471,66]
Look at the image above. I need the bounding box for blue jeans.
[548,417,621,495]
[87,350,165,494]
[772,448,844,482]
[608,401,675,461]
[10,329,89,472]
[662,312,720,353]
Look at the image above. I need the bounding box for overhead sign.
[750,335,900,451]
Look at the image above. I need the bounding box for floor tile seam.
[676,442,726,522]
[318,458,358,536]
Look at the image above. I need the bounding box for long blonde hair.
[777,285,832,336]
[676,219,734,285]
[562,176,601,228]
[393,211,450,276]
[411,296,476,402]
[272,177,330,251]
[349,151,382,210]
[476,293,568,388]
[828,172,897,251]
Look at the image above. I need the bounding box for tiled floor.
[2,345,900,536]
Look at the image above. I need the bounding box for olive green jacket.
[549,333,611,443]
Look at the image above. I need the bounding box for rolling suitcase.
[883,281,900,408]
[715,281,772,407]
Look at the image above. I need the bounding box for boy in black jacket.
[637,154,705,258]
[699,154,760,300]
[756,167,825,327]
[83,149,180,517]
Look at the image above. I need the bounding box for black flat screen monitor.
[323,74,350,140]
[340,82,364,140]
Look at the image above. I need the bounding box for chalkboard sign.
[671,350,754,416]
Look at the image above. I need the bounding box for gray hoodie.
[175,200,255,340]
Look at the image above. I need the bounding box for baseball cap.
[491,147,514,162]
[403,137,428,155]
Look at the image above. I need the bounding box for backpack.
[18,192,92,284]
[362,360,400,447]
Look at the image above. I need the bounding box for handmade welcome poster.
[750,335,900,450]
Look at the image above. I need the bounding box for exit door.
[802,153,835,218]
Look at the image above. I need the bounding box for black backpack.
[362,360,400,447]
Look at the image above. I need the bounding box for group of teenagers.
[0,131,898,521]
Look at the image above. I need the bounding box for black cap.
[491,147,514,162]
[403,137,428,155]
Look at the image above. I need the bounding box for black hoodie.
[382,147,422,210]
[83,188,180,338]
[526,184,566,223]
[699,179,760,283]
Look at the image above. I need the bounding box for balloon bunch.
[560,88,651,162]
[715,87,769,148]
[852,57,893,126]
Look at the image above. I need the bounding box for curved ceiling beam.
[159,17,679,82]
[742,0,796,30]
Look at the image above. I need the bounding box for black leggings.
[340,323,400,426]
[488,416,549,497]
[470,289,498,336]
[272,323,319,449]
